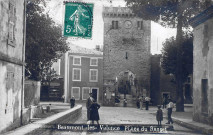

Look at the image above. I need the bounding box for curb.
[172,117,213,135]
[3,105,82,135]
[152,111,213,135]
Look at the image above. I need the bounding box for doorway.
[91,88,99,102]
[162,92,170,102]
[201,79,208,115]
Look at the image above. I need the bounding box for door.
[201,79,208,115]
[91,88,98,102]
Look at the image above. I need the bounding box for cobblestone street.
[26,104,203,135]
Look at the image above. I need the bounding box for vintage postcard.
[0,0,212,135]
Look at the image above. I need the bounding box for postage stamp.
[63,2,93,39]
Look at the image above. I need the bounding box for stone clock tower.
[102,7,151,106]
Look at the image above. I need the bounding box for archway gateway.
[116,70,136,97]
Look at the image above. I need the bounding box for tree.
[161,35,193,84]
[26,1,69,81]
[125,0,212,111]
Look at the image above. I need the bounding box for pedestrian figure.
[90,100,100,125]
[46,104,51,113]
[139,96,144,110]
[156,105,163,126]
[62,95,65,103]
[70,96,75,108]
[166,98,174,124]
[145,96,151,110]
[86,93,94,121]
[115,96,120,103]
[123,98,127,107]
[136,96,140,109]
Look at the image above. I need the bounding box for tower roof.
[103,7,133,14]
[103,6,136,18]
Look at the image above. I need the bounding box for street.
[27,104,202,135]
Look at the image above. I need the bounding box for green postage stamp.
[63,2,93,38]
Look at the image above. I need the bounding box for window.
[9,22,15,41]
[71,87,80,100]
[137,21,143,30]
[90,58,98,66]
[73,57,81,65]
[82,87,90,100]
[8,2,16,46]
[72,68,81,81]
[90,69,98,82]
[112,21,118,29]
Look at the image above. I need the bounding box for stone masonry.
[103,7,151,103]
[0,0,25,133]
[190,5,213,125]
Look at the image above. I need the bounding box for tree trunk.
[175,1,184,112]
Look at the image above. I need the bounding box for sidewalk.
[161,105,213,135]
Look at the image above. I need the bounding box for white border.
[73,56,81,66]
[82,87,90,100]
[90,58,98,66]
[72,68,81,81]
[89,69,98,82]
[91,87,99,102]
[71,87,80,100]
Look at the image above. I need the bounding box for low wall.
[0,105,42,134]
[24,80,41,107]
[22,105,43,125]
[4,105,82,135]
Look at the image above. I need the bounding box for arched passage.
[115,70,137,97]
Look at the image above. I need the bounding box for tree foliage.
[125,0,211,28]
[26,1,69,81]
[125,0,212,111]
[161,35,193,83]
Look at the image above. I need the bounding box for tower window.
[125,52,128,59]
[137,21,143,30]
[8,2,16,46]
[112,21,118,29]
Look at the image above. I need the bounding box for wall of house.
[193,17,213,125]
[0,0,25,133]
[67,54,103,103]
[103,7,151,97]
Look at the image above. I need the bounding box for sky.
[46,0,176,54]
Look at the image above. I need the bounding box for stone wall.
[192,15,213,125]
[103,7,151,100]
[150,55,161,105]
[24,80,41,107]
[150,55,176,105]
[5,105,82,135]
[160,69,176,102]
[0,0,25,133]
